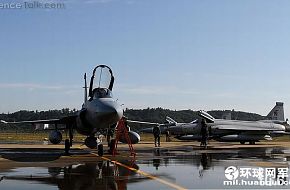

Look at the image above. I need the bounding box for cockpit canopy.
[92,88,113,98]
[89,65,114,98]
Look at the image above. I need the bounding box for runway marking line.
[91,153,187,190]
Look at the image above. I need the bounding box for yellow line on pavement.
[92,154,187,190]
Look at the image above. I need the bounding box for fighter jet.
[0,65,140,155]
[135,102,290,145]
[176,102,290,144]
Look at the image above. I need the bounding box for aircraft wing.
[127,120,160,125]
[0,115,77,126]
[213,125,282,131]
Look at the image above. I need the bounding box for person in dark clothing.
[200,119,208,148]
[153,125,161,147]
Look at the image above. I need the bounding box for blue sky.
[1,0,290,117]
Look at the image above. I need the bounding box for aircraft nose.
[285,124,290,132]
[98,99,123,123]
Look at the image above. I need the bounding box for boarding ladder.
[113,117,136,157]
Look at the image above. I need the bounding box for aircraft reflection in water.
[146,147,290,178]
[0,161,144,190]
[0,147,289,189]
[0,65,141,155]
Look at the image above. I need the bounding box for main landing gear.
[240,141,256,145]
[65,139,70,155]
[64,126,74,155]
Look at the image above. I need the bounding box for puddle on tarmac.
[0,147,289,189]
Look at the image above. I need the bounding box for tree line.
[0,108,265,132]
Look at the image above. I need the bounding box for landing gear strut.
[108,139,116,154]
[98,144,104,156]
[65,139,70,155]
[64,125,74,155]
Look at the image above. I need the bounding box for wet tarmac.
[0,143,289,189]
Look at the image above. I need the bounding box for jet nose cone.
[107,104,123,120]
[285,124,290,132]
[98,99,123,124]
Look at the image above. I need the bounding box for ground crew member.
[153,125,161,147]
[200,119,208,148]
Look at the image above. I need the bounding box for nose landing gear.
[98,144,104,156]
[84,136,104,156]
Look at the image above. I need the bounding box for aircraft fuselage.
[76,97,123,136]
[174,119,286,143]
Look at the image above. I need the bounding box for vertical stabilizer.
[267,102,284,121]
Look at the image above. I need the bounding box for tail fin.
[267,102,284,121]
[166,116,177,124]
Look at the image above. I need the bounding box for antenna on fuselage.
[83,73,88,103]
